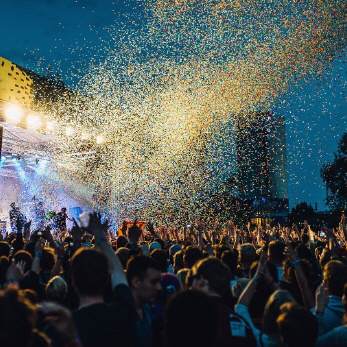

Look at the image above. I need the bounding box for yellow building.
[0,56,33,109]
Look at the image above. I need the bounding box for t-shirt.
[317,325,347,347]
[311,295,345,335]
[134,304,153,347]
[113,284,153,347]
[73,285,136,347]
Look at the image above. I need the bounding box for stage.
[0,124,91,233]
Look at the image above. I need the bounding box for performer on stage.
[9,202,19,233]
[9,202,27,233]
[55,207,72,231]
[32,196,46,231]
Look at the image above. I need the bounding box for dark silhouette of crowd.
[0,207,347,347]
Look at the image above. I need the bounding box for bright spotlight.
[96,134,105,145]
[65,126,75,136]
[4,103,24,125]
[26,113,42,130]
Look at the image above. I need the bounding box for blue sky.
[1,0,346,210]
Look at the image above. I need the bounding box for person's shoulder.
[113,283,132,299]
[327,325,347,335]
[317,325,347,347]
[112,284,137,310]
[74,303,109,318]
[328,295,343,304]
[74,302,129,324]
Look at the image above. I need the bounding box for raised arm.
[87,212,127,288]
[237,252,267,306]
[287,244,315,309]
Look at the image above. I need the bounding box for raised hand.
[87,212,109,240]
[71,218,85,243]
[87,212,127,287]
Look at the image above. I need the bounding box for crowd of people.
[0,204,347,347]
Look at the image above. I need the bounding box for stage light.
[26,113,42,130]
[65,126,75,136]
[96,134,105,145]
[4,103,24,125]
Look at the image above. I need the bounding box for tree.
[321,133,347,211]
[289,202,316,225]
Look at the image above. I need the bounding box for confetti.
[30,0,345,224]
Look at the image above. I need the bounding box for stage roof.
[1,122,51,157]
